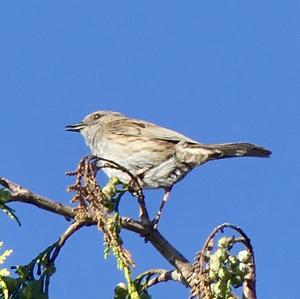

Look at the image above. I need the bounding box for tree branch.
[146,269,184,288]
[0,176,192,283]
[0,177,75,219]
[133,268,185,291]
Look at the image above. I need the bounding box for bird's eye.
[93,114,100,120]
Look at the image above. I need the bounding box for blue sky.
[0,1,299,298]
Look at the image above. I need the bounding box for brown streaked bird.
[66,111,271,226]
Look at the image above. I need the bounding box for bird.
[66,110,271,227]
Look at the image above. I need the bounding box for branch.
[146,269,184,288]
[50,221,86,263]
[0,177,75,219]
[0,176,192,283]
[133,268,185,294]
[44,221,86,294]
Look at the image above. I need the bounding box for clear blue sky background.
[0,1,299,298]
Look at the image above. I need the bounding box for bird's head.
[65,110,123,133]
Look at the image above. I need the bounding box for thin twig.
[50,221,86,263]
[146,269,184,288]
[44,221,86,293]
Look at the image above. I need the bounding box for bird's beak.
[65,122,85,132]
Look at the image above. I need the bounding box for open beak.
[65,122,85,132]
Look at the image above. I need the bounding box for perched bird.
[66,111,271,226]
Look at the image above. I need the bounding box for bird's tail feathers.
[208,142,271,159]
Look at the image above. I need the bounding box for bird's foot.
[140,217,161,243]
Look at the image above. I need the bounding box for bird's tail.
[208,142,271,159]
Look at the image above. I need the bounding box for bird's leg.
[135,189,151,226]
[128,177,151,226]
[152,187,172,229]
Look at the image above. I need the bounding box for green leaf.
[0,204,21,226]
[114,283,128,299]
[0,189,21,226]
[0,276,18,293]
[0,189,10,203]
[20,280,48,299]
[140,293,152,299]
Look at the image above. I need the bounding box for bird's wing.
[106,117,200,144]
